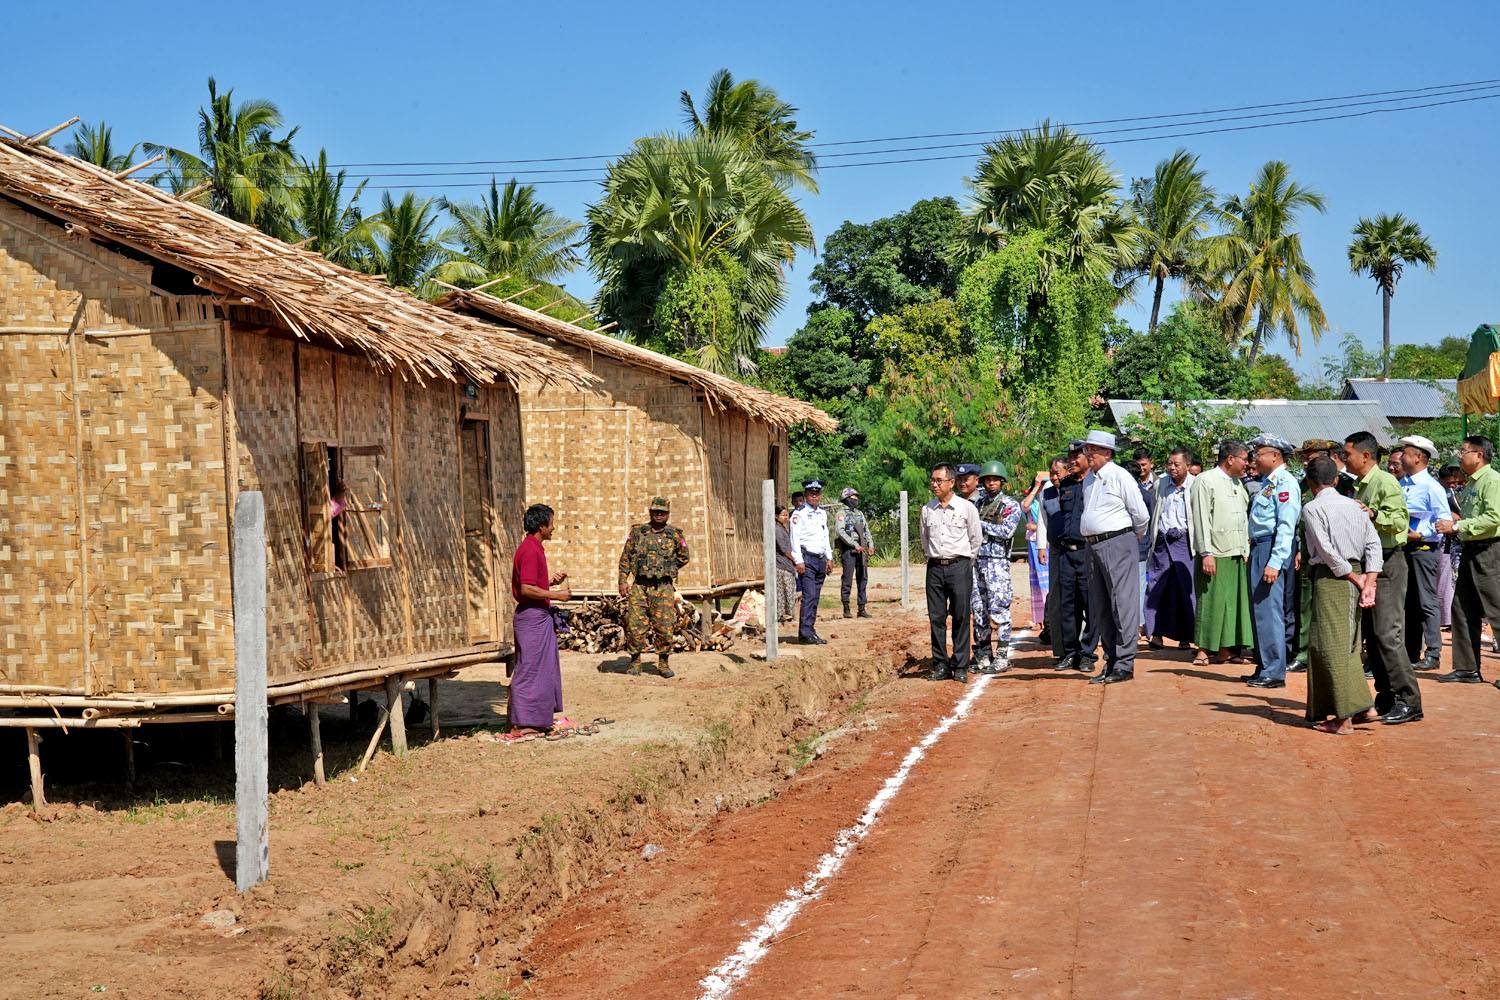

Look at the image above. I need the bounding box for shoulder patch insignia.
[1278,491,1290,503]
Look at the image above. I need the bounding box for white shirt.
[789,503,832,562]
[1080,460,1150,537]
[920,494,982,559]
[1158,475,1190,533]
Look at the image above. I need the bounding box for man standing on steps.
[618,497,690,678]
[972,461,1022,675]
[790,479,833,645]
[1079,430,1150,685]
[922,462,982,684]
[835,487,874,619]
[1345,431,1421,724]
[1243,434,1301,690]
[1397,434,1449,673]
[1437,435,1500,685]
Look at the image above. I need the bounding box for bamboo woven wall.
[1,199,233,693]
[702,410,785,587]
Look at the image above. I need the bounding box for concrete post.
[900,490,911,611]
[762,478,778,662]
[233,491,269,892]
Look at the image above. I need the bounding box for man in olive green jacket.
[1190,441,1254,662]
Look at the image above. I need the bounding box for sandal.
[1312,720,1351,736]
[575,725,600,736]
[544,729,572,742]
[1192,653,1209,666]
[593,717,616,726]
[500,730,538,744]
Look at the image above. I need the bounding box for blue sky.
[5,1,1498,379]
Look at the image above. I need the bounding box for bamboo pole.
[384,675,407,755]
[122,731,136,787]
[177,181,211,201]
[428,678,440,739]
[469,274,510,293]
[25,117,80,146]
[357,705,390,773]
[0,696,154,710]
[500,284,540,303]
[115,153,165,179]
[0,684,78,695]
[66,298,92,694]
[27,729,45,808]
[307,703,325,786]
[534,295,569,314]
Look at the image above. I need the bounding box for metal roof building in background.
[1341,378,1459,422]
[1106,399,1398,448]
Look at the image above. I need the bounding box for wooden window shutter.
[301,441,334,573]
[341,445,392,570]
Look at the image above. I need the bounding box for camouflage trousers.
[625,580,677,655]
[971,556,1014,657]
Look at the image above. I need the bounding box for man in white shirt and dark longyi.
[920,461,983,683]
[1079,430,1151,684]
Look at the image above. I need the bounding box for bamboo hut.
[435,288,838,600]
[0,126,593,799]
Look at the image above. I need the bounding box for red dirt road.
[529,636,1500,999]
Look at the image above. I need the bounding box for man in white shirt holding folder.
[1079,430,1151,684]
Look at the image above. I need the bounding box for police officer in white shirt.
[790,478,834,644]
[1080,430,1151,684]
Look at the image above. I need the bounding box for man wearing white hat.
[1398,434,1450,671]
[1080,430,1151,684]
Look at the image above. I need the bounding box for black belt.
[1404,540,1437,552]
[1250,534,1274,544]
[1462,537,1498,550]
[928,555,971,566]
[1057,539,1086,552]
[1380,546,1402,558]
[1083,527,1130,545]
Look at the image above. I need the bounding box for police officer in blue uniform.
[1244,434,1302,688]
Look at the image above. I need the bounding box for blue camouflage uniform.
[972,489,1023,666]
[1246,439,1302,682]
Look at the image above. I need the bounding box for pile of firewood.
[556,595,736,654]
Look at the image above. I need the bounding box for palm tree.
[146,78,299,239]
[587,132,815,374]
[1207,161,1328,363]
[365,192,449,294]
[67,121,137,171]
[1125,150,1216,332]
[435,178,582,286]
[957,121,1140,296]
[681,69,818,192]
[290,150,376,271]
[1347,213,1438,375]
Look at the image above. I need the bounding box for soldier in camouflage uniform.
[618,496,690,677]
[972,461,1023,674]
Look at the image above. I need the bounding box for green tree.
[290,150,376,270]
[146,78,300,239]
[1207,160,1328,362]
[760,307,871,404]
[1248,354,1304,398]
[866,299,970,372]
[436,178,582,286]
[809,197,965,326]
[1347,213,1438,374]
[956,122,1140,294]
[365,192,449,294]
[680,68,818,192]
[1124,150,1216,332]
[1390,336,1467,379]
[67,121,136,171]
[1120,401,1255,466]
[1104,302,1246,401]
[587,133,814,374]
[1320,332,1384,385]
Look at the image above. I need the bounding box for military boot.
[655,654,675,679]
[842,603,852,619]
[625,655,642,677]
[857,605,872,619]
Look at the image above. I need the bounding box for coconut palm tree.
[290,150,376,271]
[680,69,818,193]
[145,78,299,240]
[1347,213,1438,375]
[365,192,449,295]
[957,122,1140,297]
[435,178,582,286]
[1207,161,1328,362]
[1125,150,1216,332]
[67,121,137,172]
[587,132,815,375]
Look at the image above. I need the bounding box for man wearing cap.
[1345,431,1420,723]
[1079,431,1150,684]
[618,497,691,677]
[790,479,833,644]
[835,487,874,619]
[1398,435,1449,672]
[972,461,1023,673]
[1436,436,1500,684]
[922,462,983,682]
[955,462,983,502]
[1243,435,1302,688]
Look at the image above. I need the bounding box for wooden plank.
[233,491,270,892]
[384,674,407,755]
[308,703,325,786]
[26,729,44,809]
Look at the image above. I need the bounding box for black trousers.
[1362,547,1420,713]
[1404,546,1442,667]
[926,557,973,672]
[1053,545,1094,660]
[1453,540,1500,676]
[840,548,868,608]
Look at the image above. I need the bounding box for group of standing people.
[773,480,877,644]
[924,427,1500,735]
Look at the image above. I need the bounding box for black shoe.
[858,607,872,619]
[1073,657,1095,672]
[842,606,852,619]
[952,668,969,684]
[1438,671,1484,683]
[1239,674,1262,683]
[1246,677,1286,689]
[1053,655,1079,671]
[1288,662,1308,673]
[798,635,820,646]
[927,665,952,682]
[812,633,828,645]
[1037,629,1052,644]
[1088,668,1132,685]
[1380,703,1423,725]
[1364,670,1375,680]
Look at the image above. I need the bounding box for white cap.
[1398,434,1439,461]
[1084,429,1117,452]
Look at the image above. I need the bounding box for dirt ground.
[528,571,1500,999]
[0,570,914,1000]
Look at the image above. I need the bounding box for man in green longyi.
[1190,440,1254,665]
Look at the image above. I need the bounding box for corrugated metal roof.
[1106,399,1398,447]
[1341,378,1458,420]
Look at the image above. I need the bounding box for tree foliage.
[1104,302,1245,401]
[1123,150,1216,331]
[1120,401,1256,467]
[809,197,964,326]
[290,150,375,271]
[67,121,136,171]
[437,178,582,286]
[680,68,818,192]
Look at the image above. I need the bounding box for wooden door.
[460,418,498,642]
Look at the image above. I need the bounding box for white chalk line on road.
[696,661,998,999]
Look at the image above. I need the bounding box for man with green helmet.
[972,460,1023,673]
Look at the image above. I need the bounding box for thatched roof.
[0,133,592,388]
[436,288,839,433]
